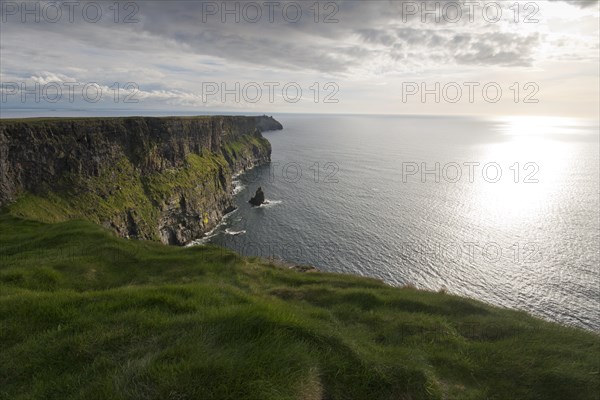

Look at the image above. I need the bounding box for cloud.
[0,0,597,116]
[1,1,595,75]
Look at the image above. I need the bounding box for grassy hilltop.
[1,212,598,400]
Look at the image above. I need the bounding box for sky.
[0,0,599,118]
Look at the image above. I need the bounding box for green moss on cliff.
[8,194,75,223]
[223,135,270,163]
[8,157,160,240]
[7,151,233,242]
[67,157,159,237]
[1,213,598,399]
[143,151,229,203]
[1,116,275,244]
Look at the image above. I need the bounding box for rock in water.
[249,187,266,206]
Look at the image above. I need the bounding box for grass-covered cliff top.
[0,116,208,122]
[0,114,280,125]
[1,212,598,400]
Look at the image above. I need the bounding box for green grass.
[2,116,272,244]
[1,213,598,400]
[0,116,217,124]
[143,151,229,203]
[6,151,235,242]
[8,157,161,240]
[222,135,272,170]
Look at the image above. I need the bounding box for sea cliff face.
[0,115,281,245]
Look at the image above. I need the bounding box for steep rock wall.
[0,115,282,244]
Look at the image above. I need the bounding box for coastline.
[0,115,281,245]
[0,116,598,398]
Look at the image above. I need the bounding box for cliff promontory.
[0,115,282,244]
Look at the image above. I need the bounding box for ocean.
[198,114,600,331]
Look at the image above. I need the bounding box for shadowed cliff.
[0,115,282,245]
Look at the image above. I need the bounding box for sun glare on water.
[471,116,584,228]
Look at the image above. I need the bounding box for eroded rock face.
[0,115,281,245]
[249,187,265,207]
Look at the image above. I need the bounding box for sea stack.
[249,187,265,206]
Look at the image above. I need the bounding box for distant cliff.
[0,115,282,245]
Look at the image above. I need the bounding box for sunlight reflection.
[471,117,578,228]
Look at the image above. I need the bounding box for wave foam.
[259,199,282,208]
[225,228,246,236]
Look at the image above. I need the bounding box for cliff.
[0,115,282,245]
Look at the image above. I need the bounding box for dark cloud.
[0,0,595,78]
[355,27,540,67]
[131,0,547,72]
